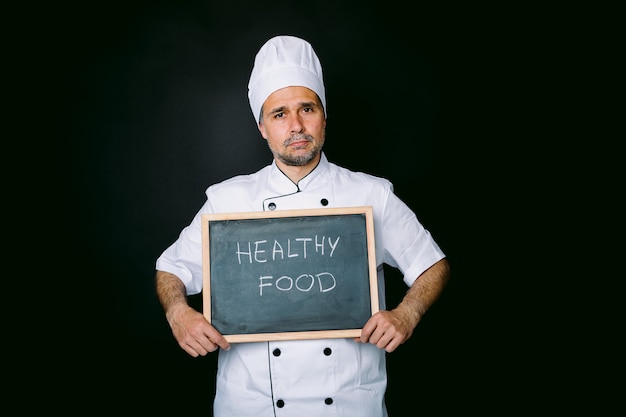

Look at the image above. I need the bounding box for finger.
[383,332,406,352]
[374,332,395,350]
[201,335,221,353]
[383,338,402,353]
[359,319,376,343]
[183,335,217,356]
[367,321,390,345]
[206,328,231,351]
[181,340,205,357]
[212,335,231,351]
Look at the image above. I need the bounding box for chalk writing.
[258,272,337,296]
[236,235,340,264]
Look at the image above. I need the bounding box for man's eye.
[274,112,284,119]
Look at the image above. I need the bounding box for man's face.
[258,86,326,168]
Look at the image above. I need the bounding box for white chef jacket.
[156,152,446,417]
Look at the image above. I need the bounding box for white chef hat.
[248,35,326,124]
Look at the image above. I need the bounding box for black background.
[18,0,599,414]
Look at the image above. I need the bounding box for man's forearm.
[155,270,189,316]
[394,258,451,329]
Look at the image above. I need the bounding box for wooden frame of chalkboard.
[201,206,379,343]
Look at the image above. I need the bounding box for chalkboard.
[201,206,378,342]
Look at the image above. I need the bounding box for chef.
[155,35,450,417]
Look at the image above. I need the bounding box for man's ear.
[258,122,268,139]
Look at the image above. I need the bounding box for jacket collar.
[267,152,330,194]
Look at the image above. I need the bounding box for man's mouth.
[289,140,310,147]
[285,135,312,147]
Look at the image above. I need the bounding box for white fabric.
[156,153,446,416]
[248,35,327,124]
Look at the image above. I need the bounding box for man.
[155,35,450,416]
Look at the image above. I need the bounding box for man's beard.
[274,133,324,166]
